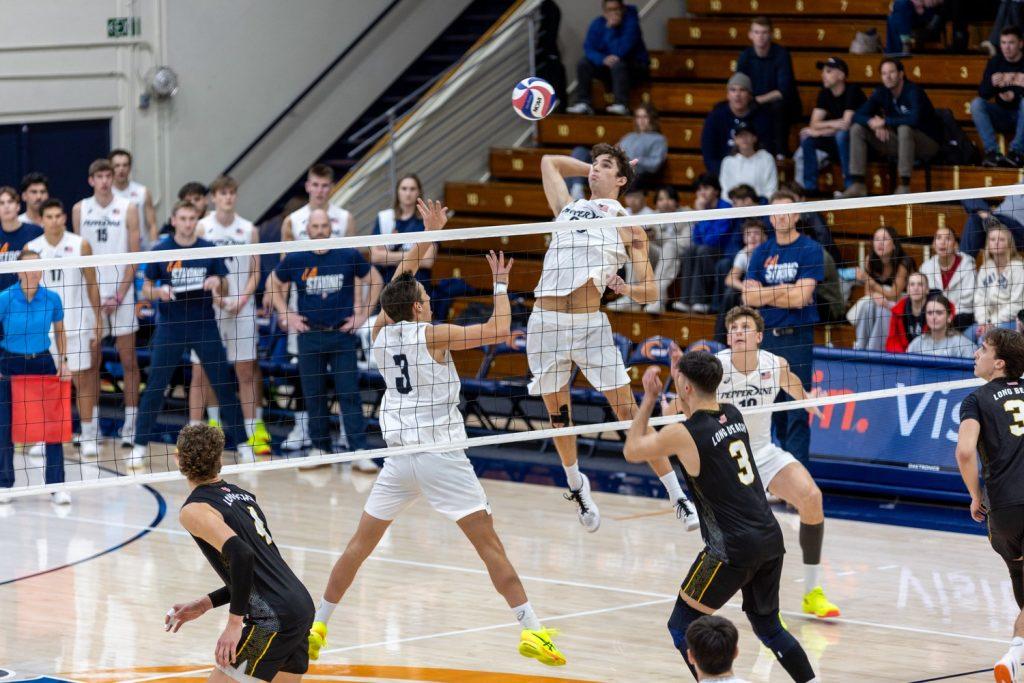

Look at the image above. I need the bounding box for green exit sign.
[107,17,141,38]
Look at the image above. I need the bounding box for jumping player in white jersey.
[276,164,356,455]
[73,158,142,448]
[109,148,158,250]
[27,199,102,458]
[533,145,698,532]
[308,199,566,667]
[188,175,271,455]
[666,305,840,619]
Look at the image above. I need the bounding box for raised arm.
[540,154,588,216]
[390,198,446,282]
[623,367,699,475]
[426,250,513,353]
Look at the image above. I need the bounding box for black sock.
[900,175,911,186]
[799,522,824,566]
[850,175,865,184]
[777,640,817,683]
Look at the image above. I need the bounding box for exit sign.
[107,16,141,38]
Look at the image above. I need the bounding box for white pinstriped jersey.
[534,198,628,298]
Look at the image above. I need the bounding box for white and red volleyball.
[511,77,557,121]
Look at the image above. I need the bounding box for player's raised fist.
[642,366,663,397]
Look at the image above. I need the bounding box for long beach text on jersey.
[222,490,257,506]
[710,419,749,447]
[762,254,799,284]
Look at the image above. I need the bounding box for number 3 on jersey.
[1006,399,1024,436]
[728,440,756,486]
[393,353,413,394]
[248,506,273,545]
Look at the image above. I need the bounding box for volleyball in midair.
[512,77,557,121]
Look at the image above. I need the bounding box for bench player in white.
[533,144,698,532]
[277,163,357,455]
[73,158,142,448]
[668,305,841,619]
[308,199,566,667]
[27,199,102,458]
[188,175,271,455]
[109,148,158,250]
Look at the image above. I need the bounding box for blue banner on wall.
[808,349,975,472]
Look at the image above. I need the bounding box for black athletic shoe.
[1007,150,1024,168]
[983,150,1006,168]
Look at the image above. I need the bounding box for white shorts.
[754,443,799,492]
[100,295,139,338]
[363,450,490,522]
[51,331,95,373]
[190,304,258,364]
[526,307,630,395]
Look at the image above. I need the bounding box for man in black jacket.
[736,16,801,156]
[841,58,941,197]
[972,25,1024,168]
[700,73,775,176]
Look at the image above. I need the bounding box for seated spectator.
[570,105,667,198]
[714,218,767,341]
[982,2,1024,56]
[718,122,778,199]
[817,246,847,325]
[737,16,800,156]
[370,174,434,289]
[797,57,866,195]
[566,0,649,116]
[919,225,976,328]
[906,294,975,358]
[711,184,761,312]
[701,73,774,176]
[972,25,1024,168]
[967,221,1024,342]
[674,175,730,313]
[847,226,916,350]
[785,183,841,264]
[886,0,944,54]
[842,58,942,197]
[644,186,691,314]
[685,615,747,682]
[885,271,931,352]
[961,196,1024,257]
[622,187,652,217]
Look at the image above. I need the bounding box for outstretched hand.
[486,250,513,286]
[642,366,664,399]
[417,198,449,231]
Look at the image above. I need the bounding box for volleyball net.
[2,183,1022,498]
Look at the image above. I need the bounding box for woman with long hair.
[884,271,930,353]
[906,293,975,358]
[848,226,916,350]
[370,173,435,286]
[968,221,1024,343]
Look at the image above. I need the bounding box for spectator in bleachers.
[701,73,774,176]
[565,0,649,117]
[673,174,730,314]
[884,271,931,353]
[370,173,434,289]
[714,218,768,341]
[718,122,778,200]
[919,225,976,328]
[967,221,1024,342]
[847,226,916,350]
[960,196,1024,257]
[906,293,975,358]
[972,25,1024,169]
[646,185,690,314]
[886,0,944,54]
[570,104,667,198]
[18,173,49,227]
[982,2,1024,56]
[710,184,761,314]
[842,58,942,197]
[737,16,800,157]
[797,57,865,196]
[743,189,823,464]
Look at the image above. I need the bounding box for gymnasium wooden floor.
[0,445,1013,682]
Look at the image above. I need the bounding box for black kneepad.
[549,404,572,428]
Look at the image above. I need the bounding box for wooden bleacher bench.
[538,114,702,151]
[667,18,884,50]
[686,0,892,16]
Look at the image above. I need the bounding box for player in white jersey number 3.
[307,200,565,667]
[667,305,841,619]
[533,144,698,532]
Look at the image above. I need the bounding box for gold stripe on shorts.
[249,631,277,674]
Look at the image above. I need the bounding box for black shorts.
[989,504,1024,565]
[218,620,312,682]
[680,549,783,616]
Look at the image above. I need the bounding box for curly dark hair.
[985,327,1024,379]
[177,424,225,482]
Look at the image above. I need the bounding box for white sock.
[92,406,99,426]
[123,406,137,430]
[245,418,257,438]
[81,421,95,439]
[207,406,221,423]
[659,471,686,502]
[563,463,583,490]
[512,601,542,631]
[255,406,264,422]
[1012,636,1024,648]
[315,597,338,624]
[188,419,203,427]
[804,563,822,589]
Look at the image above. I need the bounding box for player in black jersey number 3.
[955,328,1024,683]
[165,424,315,681]
[624,351,817,682]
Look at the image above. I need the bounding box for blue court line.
[0,483,166,587]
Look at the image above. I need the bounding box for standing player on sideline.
[109,149,158,250]
[624,352,817,682]
[666,306,840,619]
[532,146,697,532]
[73,158,142,448]
[27,200,102,458]
[0,186,43,291]
[18,173,49,226]
[277,164,354,454]
[308,200,565,667]
[166,424,315,681]
[189,175,271,455]
[954,329,1024,681]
